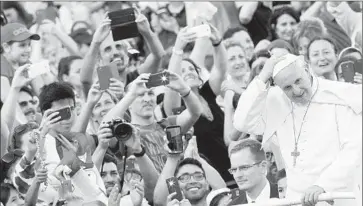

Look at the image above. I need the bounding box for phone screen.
[145,72,170,88]
[97,66,113,90]
[53,107,72,121]
[341,61,355,83]
[166,177,183,201]
[27,60,51,79]
[188,24,211,38]
[166,126,183,153]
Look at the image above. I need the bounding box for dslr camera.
[106,118,134,142]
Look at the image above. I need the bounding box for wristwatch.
[134,146,146,157]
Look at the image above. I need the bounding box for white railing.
[235,192,355,206]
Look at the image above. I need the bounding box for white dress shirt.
[246,181,271,203]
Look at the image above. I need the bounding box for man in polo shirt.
[1,23,40,124]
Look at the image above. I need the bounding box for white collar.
[246,181,271,203]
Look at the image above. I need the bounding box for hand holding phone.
[108,8,139,41]
[97,66,113,90]
[187,24,211,38]
[27,60,51,80]
[341,61,355,83]
[145,71,170,88]
[52,107,72,122]
[166,177,183,201]
[166,126,183,154]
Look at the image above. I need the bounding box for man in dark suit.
[227,139,279,205]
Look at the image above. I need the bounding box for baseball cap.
[1,23,40,44]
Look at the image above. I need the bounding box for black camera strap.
[119,145,128,193]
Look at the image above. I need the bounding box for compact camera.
[106,118,133,142]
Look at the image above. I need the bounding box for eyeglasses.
[125,170,143,182]
[228,161,262,174]
[19,100,37,107]
[1,149,24,163]
[177,172,205,183]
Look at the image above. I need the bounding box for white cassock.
[234,76,362,206]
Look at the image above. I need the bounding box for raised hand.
[134,7,152,35]
[35,167,48,184]
[40,109,61,135]
[208,23,222,45]
[174,27,197,51]
[87,82,103,105]
[164,70,190,96]
[11,64,32,89]
[108,185,122,206]
[258,55,287,83]
[97,122,114,149]
[108,78,125,100]
[130,182,144,206]
[354,72,362,84]
[93,13,111,44]
[183,136,201,161]
[127,73,150,96]
[124,125,143,154]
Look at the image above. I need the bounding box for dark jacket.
[227,182,279,205]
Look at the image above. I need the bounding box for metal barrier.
[235,192,356,206]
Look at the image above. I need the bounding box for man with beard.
[80,10,165,95]
[18,86,42,124]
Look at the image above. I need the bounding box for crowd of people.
[0,1,362,206]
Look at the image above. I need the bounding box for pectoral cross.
[291,145,300,167]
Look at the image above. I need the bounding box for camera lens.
[114,123,133,141]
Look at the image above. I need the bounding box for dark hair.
[306,35,338,60]
[248,50,271,84]
[268,6,300,41]
[101,154,118,174]
[9,122,39,150]
[249,50,271,68]
[57,56,82,81]
[229,139,266,162]
[277,169,286,181]
[210,191,231,206]
[223,26,249,40]
[174,158,205,177]
[38,82,75,113]
[182,58,204,86]
[1,1,33,28]
[0,183,17,205]
[19,86,35,97]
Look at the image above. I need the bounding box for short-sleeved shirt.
[134,116,177,173]
[1,55,14,83]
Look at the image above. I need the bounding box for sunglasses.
[1,149,25,163]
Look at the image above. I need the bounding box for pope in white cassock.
[233,53,362,206]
